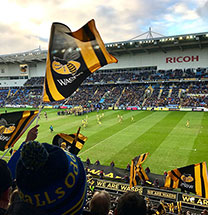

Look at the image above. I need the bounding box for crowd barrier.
[88,176,208,212]
[85,162,208,212]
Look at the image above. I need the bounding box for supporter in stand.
[86,157,91,166]
[145,167,150,174]
[89,191,111,215]
[126,163,130,171]
[1,67,208,109]
[153,178,159,188]
[201,209,208,215]
[95,160,100,165]
[8,127,87,215]
[99,170,104,179]
[0,159,12,215]
[115,191,146,215]
[164,171,168,177]
[110,161,115,167]
[5,201,48,215]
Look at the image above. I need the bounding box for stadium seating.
[1,67,208,109]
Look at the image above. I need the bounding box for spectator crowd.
[1,67,208,109]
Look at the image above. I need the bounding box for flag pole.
[35,84,45,125]
[63,97,70,106]
[36,25,52,125]
[75,126,81,143]
[70,126,81,154]
[1,147,11,159]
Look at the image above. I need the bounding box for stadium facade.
[0,31,208,87]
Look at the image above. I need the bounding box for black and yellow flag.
[0,110,38,151]
[130,153,149,188]
[52,132,87,155]
[165,162,208,198]
[43,19,118,102]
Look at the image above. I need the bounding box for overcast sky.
[0,0,207,55]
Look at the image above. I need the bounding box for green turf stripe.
[29,110,119,145]
[15,110,136,148]
[144,111,204,174]
[110,111,186,170]
[188,112,208,165]
[82,110,134,135]
[80,110,146,149]
[79,111,153,151]
[79,111,169,164]
[1,108,208,175]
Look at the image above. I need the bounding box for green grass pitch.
[1,108,208,175]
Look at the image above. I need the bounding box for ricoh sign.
[166,56,199,63]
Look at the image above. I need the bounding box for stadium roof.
[0,31,208,64]
[106,31,208,56]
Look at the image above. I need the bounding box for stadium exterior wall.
[0,47,207,86]
[29,62,46,77]
[103,48,208,70]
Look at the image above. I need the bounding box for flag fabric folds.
[164,175,179,189]
[165,162,208,198]
[43,19,118,102]
[130,153,149,188]
[52,132,87,155]
[0,110,38,151]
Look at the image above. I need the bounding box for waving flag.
[52,129,87,155]
[43,19,118,102]
[165,162,208,198]
[130,153,149,188]
[0,110,38,151]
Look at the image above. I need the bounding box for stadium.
[1,29,208,214]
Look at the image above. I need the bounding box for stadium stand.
[1,31,208,214]
[1,68,208,110]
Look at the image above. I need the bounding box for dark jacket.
[5,201,47,215]
[0,208,6,215]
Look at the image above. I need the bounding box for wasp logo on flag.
[165,162,208,198]
[0,126,16,135]
[181,174,194,183]
[0,118,15,135]
[52,59,81,75]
